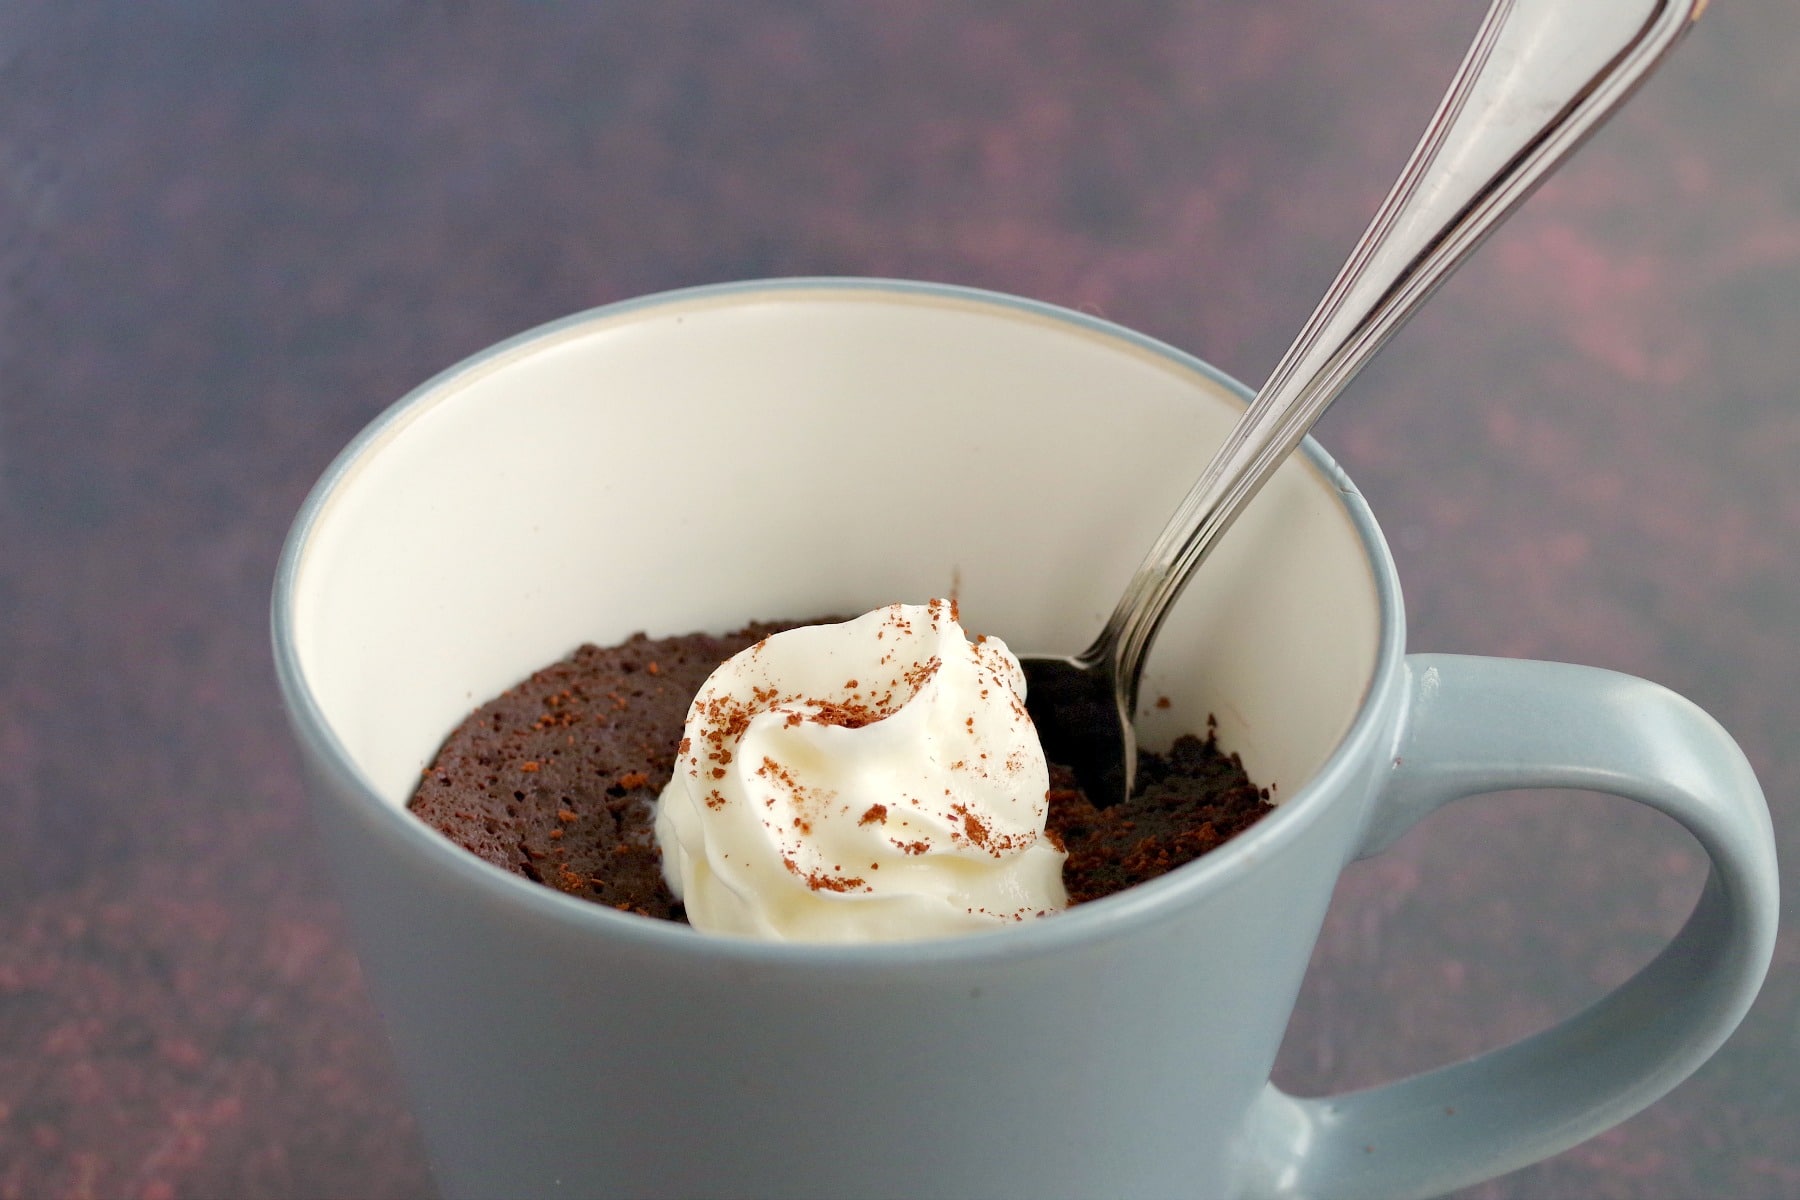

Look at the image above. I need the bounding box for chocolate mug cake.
[409,615,1272,927]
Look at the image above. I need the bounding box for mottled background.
[2,2,1797,1197]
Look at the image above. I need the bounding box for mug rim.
[271,276,1408,968]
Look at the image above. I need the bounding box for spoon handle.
[1093,0,1704,697]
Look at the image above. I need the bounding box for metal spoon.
[1021,0,1705,807]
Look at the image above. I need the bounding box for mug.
[273,279,1778,1199]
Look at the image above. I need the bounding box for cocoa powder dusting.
[808,697,892,729]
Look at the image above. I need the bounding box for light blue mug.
[274,280,1777,1198]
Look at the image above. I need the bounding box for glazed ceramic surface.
[275,283,1776,1199]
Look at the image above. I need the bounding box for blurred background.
[2,2,1796,1196]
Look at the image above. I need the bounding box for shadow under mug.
[273,279,1778,1199]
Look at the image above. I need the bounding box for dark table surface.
[3,3,1797,1197]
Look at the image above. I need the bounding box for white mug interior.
[286,281,1382,841]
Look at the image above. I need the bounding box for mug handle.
[1239,654,1779,1200]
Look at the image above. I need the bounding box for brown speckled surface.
[2,3,1797,1197]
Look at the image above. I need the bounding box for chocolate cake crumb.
[1049,735,1270,904]
[408,622,791,919]
[409,619,1273,922]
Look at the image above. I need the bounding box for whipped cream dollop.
[654,600,1068,942]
